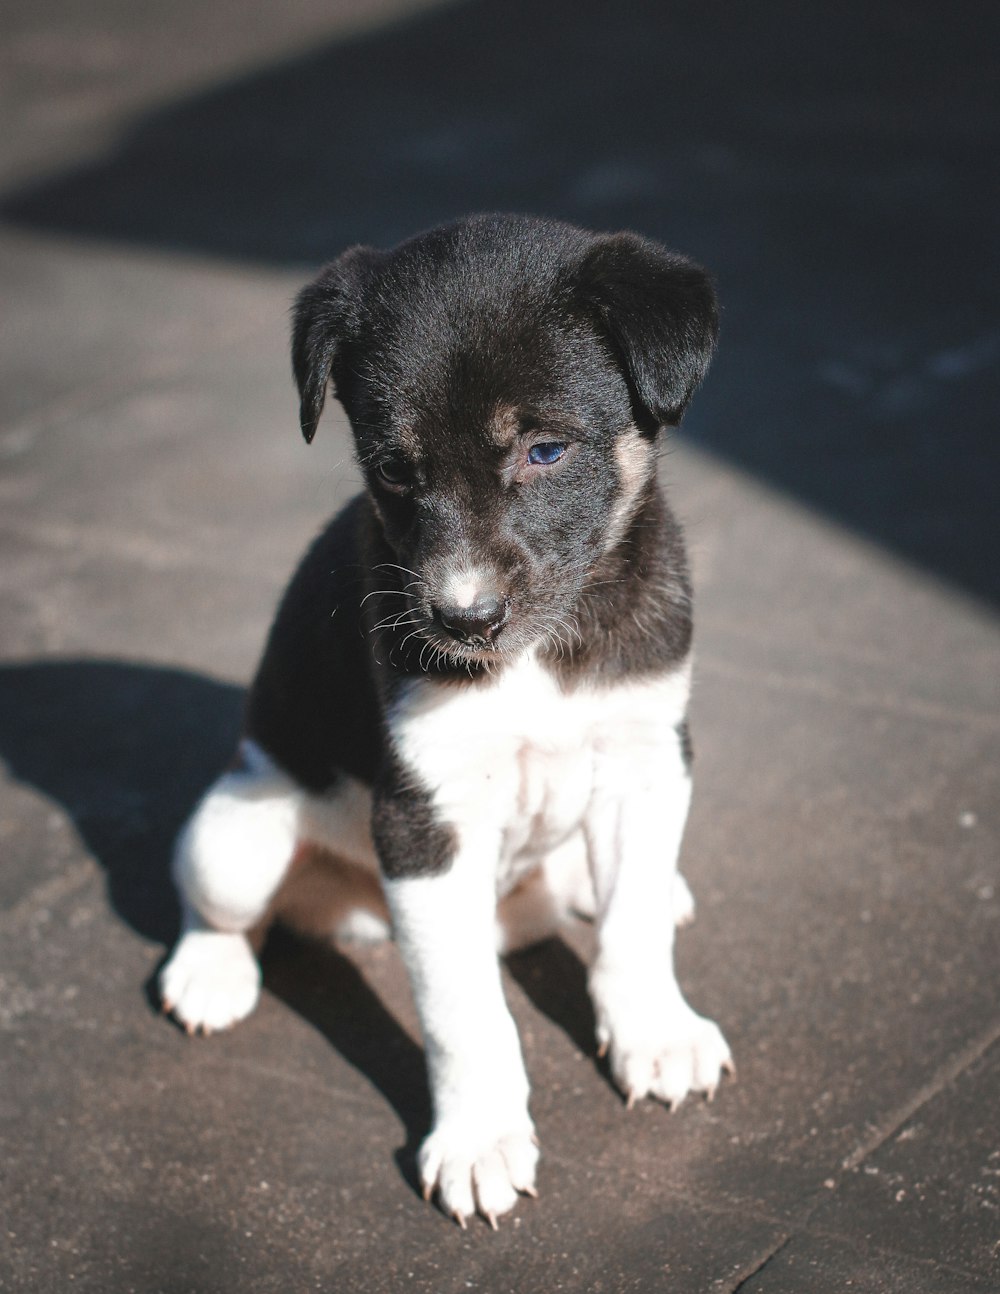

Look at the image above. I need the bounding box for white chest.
[388,654,691,885]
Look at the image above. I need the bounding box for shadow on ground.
[0,659,241,943]
[0,656,603,1171]
[0,658,434,1164]
[3,0,999,604]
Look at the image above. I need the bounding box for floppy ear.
[577,232,719,430]
[291,245,381,443]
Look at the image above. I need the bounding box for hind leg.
[160,741,389,1032]
[273,846,390,947]
[160,742,303,1033]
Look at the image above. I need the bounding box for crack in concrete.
[840,1025,1000,1173]
[726,1026,1000,1291]
[729,1232,794,1292]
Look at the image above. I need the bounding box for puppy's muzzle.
[433,593,510,646]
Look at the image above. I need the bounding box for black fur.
[245,497,383,791]
[577,231,719,431]
[372,751,459,881]
[248,215,716,876]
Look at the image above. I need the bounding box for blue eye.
[527,441,567,466]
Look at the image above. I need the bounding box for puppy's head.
[292,215,717,664]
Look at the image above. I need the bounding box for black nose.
[434,595,510,644]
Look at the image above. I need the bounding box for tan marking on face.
[606,427,654,551]
[489,403,522,448]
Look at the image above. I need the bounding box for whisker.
[398,627,426,654]
[360,586,420,608]
[373,562,424,584]
[368,611,424,634]
[547,624,571,658]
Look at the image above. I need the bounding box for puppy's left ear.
[292,245,382,443]
[578,233,719,430]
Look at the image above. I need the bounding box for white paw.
[672,872,696,928]
[590,967,733,1109]
[418,1120,539,1228]
[159,928,261,1035]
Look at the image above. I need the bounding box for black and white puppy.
[160,214,732,1228]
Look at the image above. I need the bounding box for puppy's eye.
[375,459,411,489]
[527,441,567,467]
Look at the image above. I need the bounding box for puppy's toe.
[614,1010,732,1109]
[431,1146,477,1224]
[159,928,261,1034]
[419,1123,539,1227]
[497,1130,540,1195]
[652,1021,728,1104]
[591,965,732,1109]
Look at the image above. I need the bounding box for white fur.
[332,907,393,945]
[161,655,729,1222]
[443,571,488,610]
[160,735,583,1033]
[161,742,384,1031]
[382,652,728,1217]
[298,774,378,871]
[159,900,261,1033]
[388,652,692,898]
[173,741,379,925]
[171,748,303,933]
[385,862,539,1221]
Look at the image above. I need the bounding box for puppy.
[159,214,732,1228]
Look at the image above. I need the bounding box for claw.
[530,1132,540,1148]
[625,1088,637,1110]
[722,1058,737,1079]
[485,1210,498,1232]
[522,1184,538,1199]
[596,1040,609,1059]
[452,1210,468,1231]
[704,1085,717,1104]
[184,1020,197,1037]
[422,1180,434,1202]
[160,998,173,1015]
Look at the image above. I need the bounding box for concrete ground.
[1,2,998,1290]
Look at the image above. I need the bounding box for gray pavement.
[1,2,998,1291]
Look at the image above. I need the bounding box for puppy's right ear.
[292,246,381,443]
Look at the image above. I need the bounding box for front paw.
[590,967,733,1109]
[159,928,261,1035]
[418,1119,539,1228]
